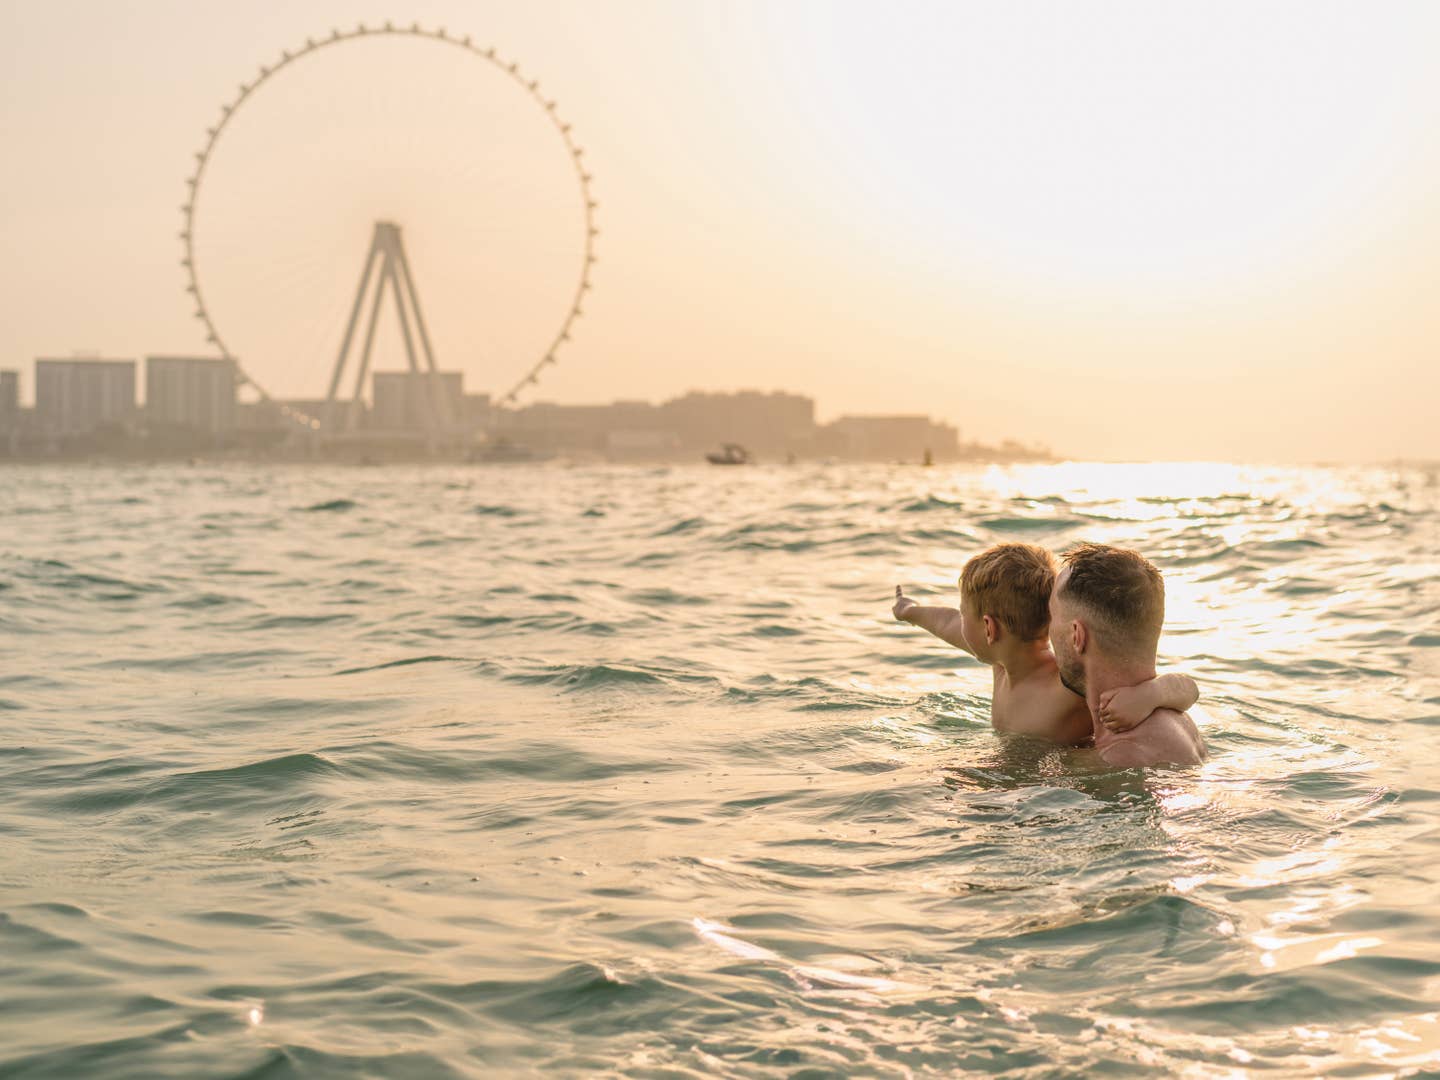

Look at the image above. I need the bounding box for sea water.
[1,461,1437,1077]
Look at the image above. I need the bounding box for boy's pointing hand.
[892,585,918,622]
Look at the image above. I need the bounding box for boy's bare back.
[989,657,1094,745]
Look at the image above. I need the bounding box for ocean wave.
[503,661,714,694]
[2,462,1435,1079]
[895,495,968,512]
[977,515,1079,533]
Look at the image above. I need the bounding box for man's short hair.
[1058,542,1165,655]
[959,543,1056,641]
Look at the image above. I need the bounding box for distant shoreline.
[0,449,1059,467]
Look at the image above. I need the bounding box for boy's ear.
[982,614,999,645]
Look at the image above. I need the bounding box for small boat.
[705,443,751,466]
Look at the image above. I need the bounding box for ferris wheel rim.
[180,22,596,417]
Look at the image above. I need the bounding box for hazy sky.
[3,0,1439,462]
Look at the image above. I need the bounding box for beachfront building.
[499,390,822,460]
[0,370,17,424]
[371,370,464,430]
[34,358,136,435]
[499,399,669,456]
[820,414,960,461]
[661,390,815,456]
[463,392,493,431]
[145,356,237,432]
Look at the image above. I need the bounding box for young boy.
[892,542,1196,745]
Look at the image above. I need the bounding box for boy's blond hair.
[959,543,1056,642]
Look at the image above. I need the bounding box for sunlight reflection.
[1236,839,1347,888]
[922,461,1403,676]
[1252,931,1382,971]
[692,917,927,1000]
[868,714,939,746]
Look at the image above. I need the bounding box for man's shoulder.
[1104,707,1206,766]
[1147,707,1202,737]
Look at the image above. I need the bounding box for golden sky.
[2,0,1439,462]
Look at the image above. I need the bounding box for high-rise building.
[34,358,136,434]
[0,370,17,424]
[145,356,237,431]
[371,370,463,430]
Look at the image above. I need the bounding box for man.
[1049,542,1207,767]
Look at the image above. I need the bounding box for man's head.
[958,543,1056,660]
[1049,543,1165,696]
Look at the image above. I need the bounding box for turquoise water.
[2,462,1437,1077]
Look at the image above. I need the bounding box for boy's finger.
[895,585,903,597]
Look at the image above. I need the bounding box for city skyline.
[3,2,1440,462]
[2,354,1013,465]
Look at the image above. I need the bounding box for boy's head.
[958,543,1057,655]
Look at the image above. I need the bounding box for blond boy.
[892,543,1195,745]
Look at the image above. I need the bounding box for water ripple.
[0,462,1436,1077]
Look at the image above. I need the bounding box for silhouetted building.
[235,400,285,429]
[0,370,17,425]
[463,392,493,430]
[661,390,814,455]
[145,356,237,432]
[498,390,820,459]
[821,414,960,461]
[371,370,464,430]
[34,358,136,435]
[502,399,665,454]
[605,428,680,456]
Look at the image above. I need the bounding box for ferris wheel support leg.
[386,259,441,440]
[326,232,383,424]
[393,240,438,372]
[349,262,391,432]
[391,230,446,434]
[393,240,451,432]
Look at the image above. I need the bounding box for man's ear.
[1072,619,1088,654]
[982,614,999,645]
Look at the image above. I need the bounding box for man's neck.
[1084,658,1158,727]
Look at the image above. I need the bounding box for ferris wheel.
[179,22,597,427]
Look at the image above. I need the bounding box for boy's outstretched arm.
[892,585,974,655]
[1098,673,1199,732]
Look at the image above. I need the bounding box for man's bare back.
[1092,707,1205,767]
